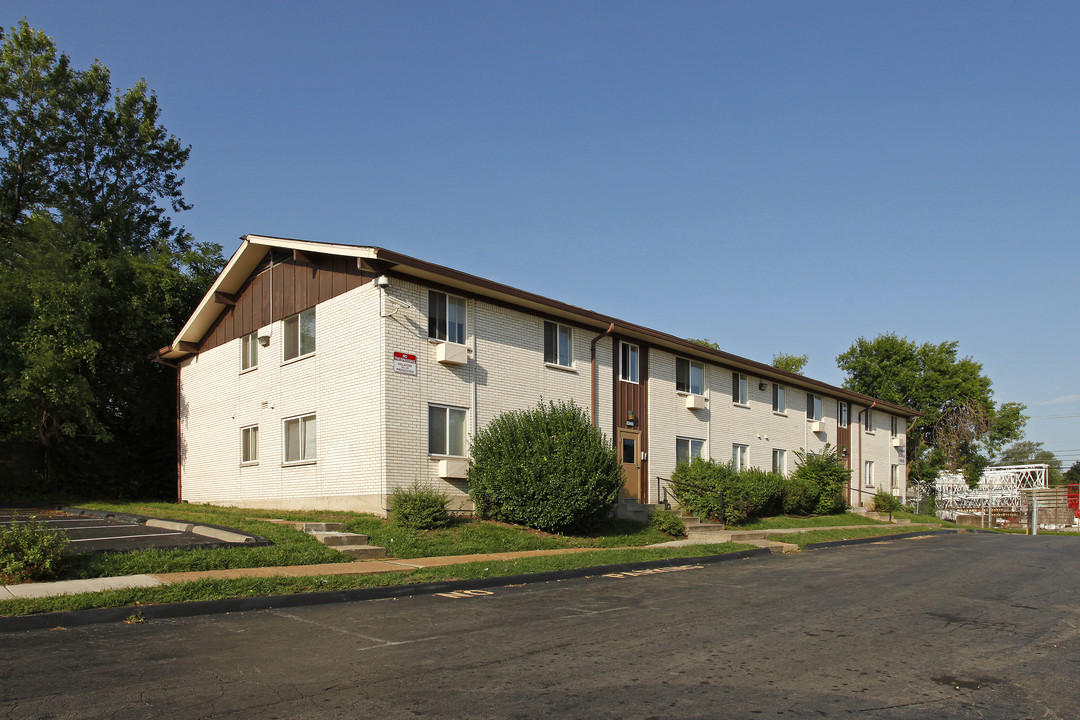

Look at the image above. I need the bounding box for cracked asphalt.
[3,532,1078,719]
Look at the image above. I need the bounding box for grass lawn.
[0,542,756,618]
[772,525,942,547]
[734,512,887,530]
[52,502,673,580]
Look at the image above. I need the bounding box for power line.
[1029,413,1080,419]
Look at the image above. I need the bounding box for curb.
[60,506,271,547]
[0,548,771,633]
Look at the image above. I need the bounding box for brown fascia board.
[369,246,921,419]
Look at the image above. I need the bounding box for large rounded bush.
[786,444,850,515]
[467,400,623,533]
[669,460,783,525]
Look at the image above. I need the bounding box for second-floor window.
[676,358,704,395]
[283,308,315,362]
[732,372,748,405]
[864,408,875,433]
[544,321,573,367]
[428,290,467,344]
[839,401,849,428]
[620,342,639,383]
[807,393,822,421]
[772,384,786,413]
[240,331,258,371]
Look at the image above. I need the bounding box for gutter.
[591,323,616,428]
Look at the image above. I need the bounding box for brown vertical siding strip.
[272,261,284,322]
[319,256,333,303]
[282,262,296,318]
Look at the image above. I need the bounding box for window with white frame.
[676,437,705,466]
[772,383,786,413]
[676,357,704,395]
[864,460,875,486]
[283,308,315,362]
[544,321,573,367]
[429,404,467,457]
[620,342,639,383]
[891,416,899,438]
[428,290,467,344]
[733,443,749,472]
[240,331,258,371]
[891,464,900,490]
[772,448,787,476]
[732,372,748,405]
[283,414,316,463]
[864,408,874,433]
[839,401,848,428]
[807,393,822,421]
[241,425,258,464]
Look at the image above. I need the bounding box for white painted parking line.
[68,532,184,542]
[1,523,142,531]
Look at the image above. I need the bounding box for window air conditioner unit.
[436,342,468,365]
[810,421,824,433]
[685,394,706,410]
[892,437,903,447]
[438,458,469,479]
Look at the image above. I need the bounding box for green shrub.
[785,444,850,515]
[648,509,686,537]
[872,490,903,514]
[467,400,623,533]
[389,482,451,530]
[670,460,784,525]
[0,515,69,582]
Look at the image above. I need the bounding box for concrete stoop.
[302,522,387,560]
[682,515,730,541]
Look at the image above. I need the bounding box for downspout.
[152,354,182,502]
[590,323,616,428]
[856,400,877,507]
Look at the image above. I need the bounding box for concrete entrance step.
[336,545,388,560]
[303,522,347,533]
[310,531,370,547]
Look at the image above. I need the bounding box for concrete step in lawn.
[302,523,387,560]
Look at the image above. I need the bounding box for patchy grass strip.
[735,512,888,530]
[773,525,944,548]
[0,543,754,618]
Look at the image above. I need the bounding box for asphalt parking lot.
[4,532,1079,719]
[0,508,258,553]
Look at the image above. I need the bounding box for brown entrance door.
[619,429,642,501]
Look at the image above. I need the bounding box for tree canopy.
[771,352,808,374]
[836,333,1026,490]
[996,441,1063,484]
[0,21,223,496]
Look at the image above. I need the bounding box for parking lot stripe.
[68,532,184,542]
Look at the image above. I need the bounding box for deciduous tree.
[0,21,222,495]
[836,333,1026,491]
[771,352,808,374]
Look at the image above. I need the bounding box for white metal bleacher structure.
[935,464,1049,520]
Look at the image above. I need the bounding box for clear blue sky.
[16,1,1080,466]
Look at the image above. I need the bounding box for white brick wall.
[179,264,905,514]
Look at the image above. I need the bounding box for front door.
[618,429,642,500]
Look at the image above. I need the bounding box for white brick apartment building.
[153,235,916,516]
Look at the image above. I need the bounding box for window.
[676,437,705,466]
[864,460,875,487]
[621,437,636,464]
[891,416,899,438]
[864,408,874,433]
[283,414,316,463]
[807,393,822,421]
[839,401,848,428]
[772,449,786,476]
[544,321,573,367]
[732,372,748,405]
[676,357,704,395]
[240,331,258,371]
[620,342,639,383]
[733,443,749,472]
[283,308,315,361]
[241,425,258,464]
[772,384,786,413]
[891,464,900,490]
[428,290,467,344]
[429,404,467,457]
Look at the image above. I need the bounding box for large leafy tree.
[771,352,808,374]
[836,334,1026,490]
[0,21,223,496]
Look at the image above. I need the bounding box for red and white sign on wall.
[393,352,417,376]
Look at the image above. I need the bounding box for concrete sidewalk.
[1,521,938,600]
